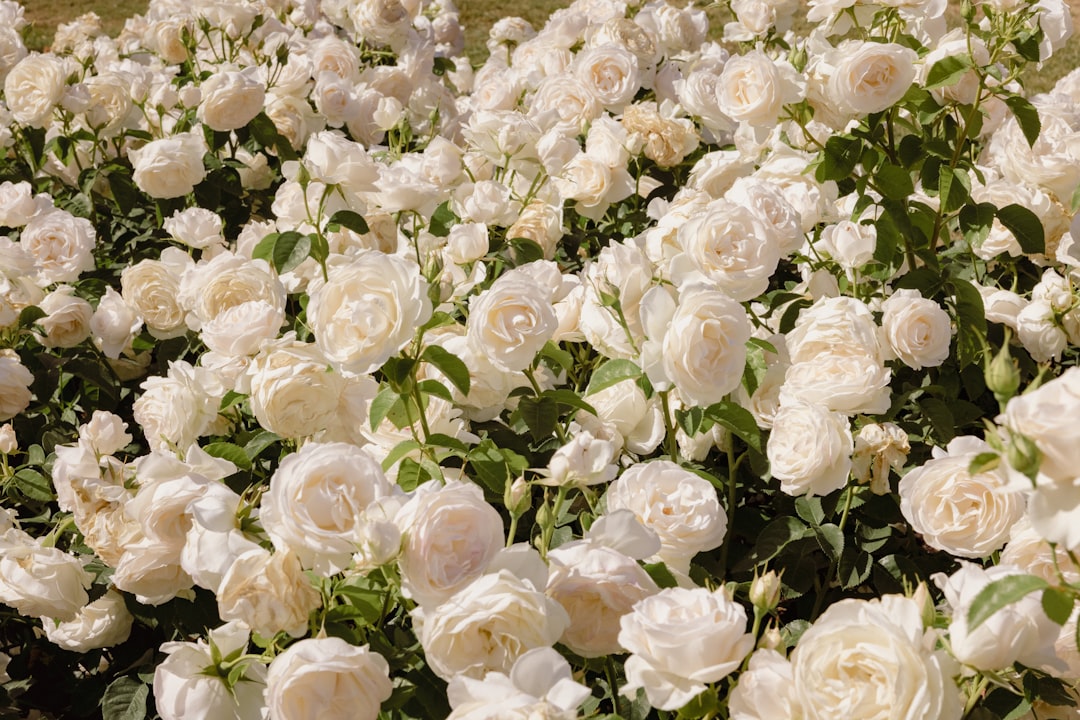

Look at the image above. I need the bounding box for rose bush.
[0,0,1079,717]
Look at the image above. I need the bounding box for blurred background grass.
[20,0,1080,95]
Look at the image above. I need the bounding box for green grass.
[20,0,1080,94]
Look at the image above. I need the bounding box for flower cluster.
[0,0,1078,717]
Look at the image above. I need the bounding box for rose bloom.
[20,208,96,285]
[414,570,570,681]
[619,586,755,711]
[304,130,379,193]
[786,295,885,364]
[0,180,44,227]
[572,44,640,111]
[0,531,91,621]
[0,351,33,421]
[579,240,657,359]
[120,248,192,339]
[91,287,142,359]
[5,52,68,127]
[828,41,917,116]
[935,563,1063,672]
[606,460,727,572]
[35,285,92,348]
[881,289,952,369]
[729,649,799,720]
[261,442,395,576]
[217,548,321,639]
[999,366,1080,484]
[307,252,432,375]
[466,276,557,372]
[546,539,659,657]
[154,622,267,720]
[42,589,133,652]
[132,360,221,453]
[164,207,224,250]
[791,595,963,720]
[247,338,345,439]
[129,131,208,199]
[396,480,505,609]
[716,49,803,127]
[446,647,591,720]
[779,352,892,416]
[198,67,264,132]
[266,637,392,720]
[767,400,853,497]
[899,436,1025,558]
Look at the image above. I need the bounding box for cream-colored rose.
[304,129,379,193]
[716,49,803,127]
[621,101,699,168]
[935,563,1062,672]
[266,637,392,720]
[164,207,224,251]
[572,44,640,111]
[1000,367,1080,484]
[1016,299,1066,363]
[397,480,505,608]
[0,180,44,227]
[154,622,267,720]
[261,442,395,576]
[817,219,876,269]
[791,595,963,720]
[767,400,852,497]
[0,352,32,421]
[217,548,321,639]
[0,531,91,621]
[0,423,14,454]
[414,570,570,680]
[828,41,917,116]
[606,460,727,572]
[446,647,591,720]
[553,151,636,221]
[661,288,751,405]
[35,285,92,348]
[120,249,192,339]
[198,67,264,132]
[881,289,952,369]
[899,436,1025,558]
[728,649,799,720]
[1001,516,1080,586]
[42,589,133,651]
[91,287,141,359]
[540,430,619,488]
[307,252,432,375]
[4,53,68,127]
[619,586,755,711]
[20,209,96,285]
[579,240,657,359]
[129,131,208,199]
[546,539,659,657]
[779,352,892,416]
[466,276,557,372]
[132,360,222,453]
[247,338,345,439]
[852,422,910,494]
[786,295,885,363]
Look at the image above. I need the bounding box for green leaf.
[369,386,400,430]
[924,55,973,90]
[248,111,298,160]
[326,209,370,235]
[396,457,431,491]
[959,202,996,248]
[539,341,574,375]
[968,451,1001,475]
[1005,95,1041,148]
[381,439,422,470]
[795,496,825,527]
[518,395,558,440]
[542,389,598,417]
[14,469,53,502]
[814,523,844,562]
[838,547,874,590]
[243,430,280,461]
[734,516,811,570]
[875,163,914,201]
[421,345,471,395]
[703,401,762,454]
[585,358,642,395]
[101,677,148,720]
[202,442,252,471]
[938,166,970,213]
[920,397,956,443]
[416,378,453,403]
[219,390,247,411]
[1041,587,1075,626]
[816,135,862,182]
[468,439,528,496]
[18,305,45,328]
[429,201,458,237]
[251,231,312,274]
[967,574,1048,632]
[996,203,1045,254]
[675,406,706,437]
[951,277,988,370]
[643,562,679,589]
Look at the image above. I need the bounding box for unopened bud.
[911,582,935,629]
[759,626,784,651]
[505,477,531,517]
[985,343,1020,402]
[0,424,15,455]
[750,570,782,613]
[1006,431,1042,483]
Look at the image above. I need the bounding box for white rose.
[415,570,570,680]
[0,352,32,421]
[154,622,267,720]
[91,287,141,359]
[247,339,345,439]
[35,285,92,348]
[132,360,222,453]
[466,276,557,372]
[786,295,885,363]
[0,180,44,227]
[308,252,433,375]
[716,49,803,127]
[1016,299,1067,363]
[1000,367,1080,484]
[397,480,505,608]
[266,637,392,720]
[129,132,208,199]
[579,240,656,359]
[42,589,133,652]
[828,41,917,116]
[1001,516,1080,586]
[619,586,755,711]
[817,219,876,269]
[673,199,781,301]
[217,548,322,639]
[0,532,91,621]
[261,442,395,576]
[546,539,659,657]
[164,207,224,250]
[446,647,591,720]
[779,352,892,415]
[729,649,799,720]
[266,91,326,151]
[20,209,96,285]
[899,436,1025,558]
[120,249,192,339]
[881,289,952,369]
[198,67,265,132]
[0,423,15,454]
[851,421,910,494]
[572,44,640,111]
[767,400,852,497]
[606,460,727,572]
[112,538,194,606]
[935,563,1063,672]
[304,129,379,193]
[4,53,68,127]
[553,151,635,221]
[540,430,619,488]
[791,595,963,720]
[586,378,665,454]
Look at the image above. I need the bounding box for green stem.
[606,655,626,718]
[659,390,679,463]
[540,485,569,558]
